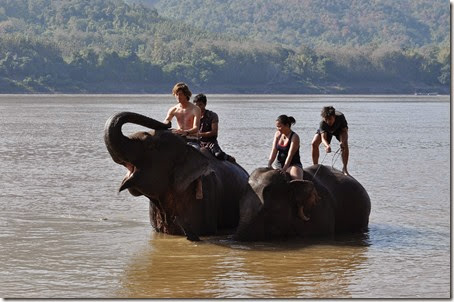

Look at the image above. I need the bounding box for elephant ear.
[173,145,212,193]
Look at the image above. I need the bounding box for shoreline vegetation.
[0,0,449,95]
[1,94,448,101]
[0,80,448,95]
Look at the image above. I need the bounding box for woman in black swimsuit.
[267,115,304,180]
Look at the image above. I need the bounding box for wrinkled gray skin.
[234,165,371,241]
[104,112,250,240]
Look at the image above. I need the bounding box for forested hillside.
[151,0,449,49]
[0,0,449,94]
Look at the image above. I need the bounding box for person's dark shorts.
[316,128,346,143]
[276,162,303,169]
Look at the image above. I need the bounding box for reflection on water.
[0,95,450,298]
[118,232,370,298]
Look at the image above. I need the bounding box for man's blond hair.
[172,82,192,100]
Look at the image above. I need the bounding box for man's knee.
[290,166,304,180]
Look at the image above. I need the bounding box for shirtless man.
[163,82,203,198]
[164,82,202,148]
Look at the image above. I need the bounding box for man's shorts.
[316,128,345,143]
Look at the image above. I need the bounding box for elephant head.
[104,112,211,199]
[290,179,319,222]
[235,167,319,241]
[250,168,318,220]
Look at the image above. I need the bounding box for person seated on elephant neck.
[163,82,203,199]
[268,115,304,181]
[163,82,201,149]
[193,93,236,163]
[311,106,350,176]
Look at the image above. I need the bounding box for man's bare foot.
[342,167,350,176]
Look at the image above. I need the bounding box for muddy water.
[0,94,450,298]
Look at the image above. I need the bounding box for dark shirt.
[276,132,302,168]
[199,109,219,143]
[319,111,348,135]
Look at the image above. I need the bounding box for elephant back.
[304,164,371,233]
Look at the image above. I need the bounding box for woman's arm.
[268,131,279,168]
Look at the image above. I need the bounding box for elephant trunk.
[298,207,311,221]
[104,111,171,165]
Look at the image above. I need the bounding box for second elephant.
[234,165,371,241]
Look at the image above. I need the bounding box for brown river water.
[0,94,450,298]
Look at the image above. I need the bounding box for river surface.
[0,94,450,298]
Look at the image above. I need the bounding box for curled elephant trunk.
[298,207,311,221]
[104,112,171,165]
[290,179,319,222]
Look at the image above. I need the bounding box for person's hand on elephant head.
[171,128,188,136]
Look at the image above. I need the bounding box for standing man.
[193,93,235,162]
[163,82,201,149]
[311,106,350,175]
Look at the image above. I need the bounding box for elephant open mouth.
[119,162,137,192]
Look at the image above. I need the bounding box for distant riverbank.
[0,79,449,95]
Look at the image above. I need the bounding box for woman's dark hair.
[276,115,296,127]
[321,106,336,118]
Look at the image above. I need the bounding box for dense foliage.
[151,0,449,49]
[0,0,449,93]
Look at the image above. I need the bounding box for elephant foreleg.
[174,216,201,242]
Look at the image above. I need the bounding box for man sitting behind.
[193,93,235,162]
[163,82,201,149]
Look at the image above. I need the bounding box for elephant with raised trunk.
[234,165,371,241]
[104,112,250,239]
